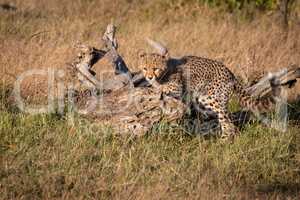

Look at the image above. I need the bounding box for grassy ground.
[1,0,300,199]
[1,88,300,199]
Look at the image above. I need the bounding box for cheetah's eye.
[143,68,147,71]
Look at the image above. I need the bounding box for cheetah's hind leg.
[195,95,239,141]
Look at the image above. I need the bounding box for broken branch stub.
[246,65,300,98]
[102,24,131,77]
[146,38,168,56]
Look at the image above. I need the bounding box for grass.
[0,0,300,199]
[0,87,300,199]
[0,113,300,199]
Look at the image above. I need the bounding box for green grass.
[0,0,300,198]
[1,90,300,199]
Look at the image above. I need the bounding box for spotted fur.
[138,52,279,140]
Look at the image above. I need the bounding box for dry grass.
[1,100,300,199]
[1,0,300,199]
[1,0,300,102]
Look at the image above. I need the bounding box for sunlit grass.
[1,89,299,199]
[0,0,300,199]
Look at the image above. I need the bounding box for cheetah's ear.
[137,49,146,58]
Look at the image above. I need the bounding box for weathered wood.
[246,65,300,97]
[68,24,185,135]
[70,44,132,92]
[68,24,300,135]
[102,24,132,78]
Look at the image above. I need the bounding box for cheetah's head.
[137,39,169,85]
[138,52,169,84]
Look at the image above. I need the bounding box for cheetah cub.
[138,40,280,140]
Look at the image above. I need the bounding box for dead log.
[246,64,300,97]
[67,24,300,135]
[67,24,185,135]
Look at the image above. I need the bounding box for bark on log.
[67,24,185,135]
[246,65,300,97]
[67,24,300,135]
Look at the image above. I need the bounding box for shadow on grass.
[256,183,300,196]
[288,100,300,122]
[0,85,19,113]
[171,97,300,139]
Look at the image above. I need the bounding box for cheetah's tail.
[233,79,280,113]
